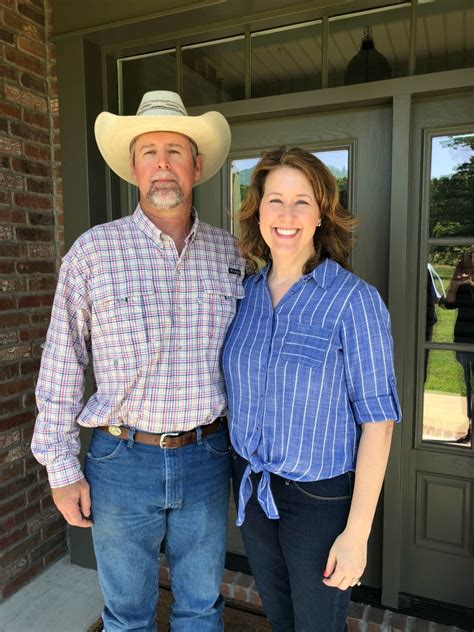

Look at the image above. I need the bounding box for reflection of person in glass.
[441,252,474,443]
[425,265,442,381]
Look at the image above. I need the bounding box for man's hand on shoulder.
[51,479,93,528]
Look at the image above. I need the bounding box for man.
[32,91,245,632]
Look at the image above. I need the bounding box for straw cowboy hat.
[94,91,231,186]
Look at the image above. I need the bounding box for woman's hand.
[322,421,395,591]
[322,528,367,591]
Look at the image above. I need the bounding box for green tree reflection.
[430,134,474,265]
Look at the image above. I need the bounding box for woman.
[222,147,401,632]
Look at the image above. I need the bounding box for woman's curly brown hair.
[239,146,357,274]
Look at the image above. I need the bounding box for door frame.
[398,94,474,608]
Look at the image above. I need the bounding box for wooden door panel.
[415,472,472,556]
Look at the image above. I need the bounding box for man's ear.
[130,157,137,184]
[194,155,204,182]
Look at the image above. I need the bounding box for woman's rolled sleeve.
[341,283,402,425]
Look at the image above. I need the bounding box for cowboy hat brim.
[94,110,231,186]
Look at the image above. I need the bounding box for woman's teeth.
[275,228,298,236]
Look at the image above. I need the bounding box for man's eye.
[144,150,155,156]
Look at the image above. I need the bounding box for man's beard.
[146,180,185,210]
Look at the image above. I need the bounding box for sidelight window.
[421,133,474,447]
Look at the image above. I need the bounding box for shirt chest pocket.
[200,277,244,341]
[281,323,333,368]
[91,292,154,361]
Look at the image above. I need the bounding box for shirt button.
[179,305,185,312]
[206,414,212,421]
[177,345,183,351]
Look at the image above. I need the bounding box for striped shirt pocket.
[282,323,333,367]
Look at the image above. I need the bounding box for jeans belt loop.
[126,427,136,448]
[195,425,203,445]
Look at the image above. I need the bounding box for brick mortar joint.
[43,0,62,270]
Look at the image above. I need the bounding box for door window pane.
[423,350,472,447]
[328,3,411,88]
[416,0,474,75]
[120,50,177,115]
[182,36,245,107]
[427,247,474,346]
[230,149,350,233]
[251,21,322,98]
[429,133,474,239]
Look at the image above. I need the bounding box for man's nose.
[154,151,170,169]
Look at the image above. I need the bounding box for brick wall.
[0,0,66,600]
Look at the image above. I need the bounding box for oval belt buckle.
[108,426,122,437]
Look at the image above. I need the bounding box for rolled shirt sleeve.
[31,250,91,488]
[340,283,401,424]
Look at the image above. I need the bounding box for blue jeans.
[232,451,353,632]
[84,425,232,632]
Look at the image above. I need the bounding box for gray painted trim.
[425,342,474,352]
[382,93,412,609]
[56,37,91,250]
[188,69,474,121]
[427,238,474,246]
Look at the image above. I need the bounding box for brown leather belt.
[97,417,226,449]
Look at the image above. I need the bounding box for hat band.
[137,100,187,117]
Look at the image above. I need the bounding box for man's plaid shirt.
[32,206,245,487]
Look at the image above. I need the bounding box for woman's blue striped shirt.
[222,258,402,525]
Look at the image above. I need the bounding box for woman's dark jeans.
[232,451,353,632]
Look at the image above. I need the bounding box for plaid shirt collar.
[132,204,200,249]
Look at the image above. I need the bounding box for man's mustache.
[151,171,177,183]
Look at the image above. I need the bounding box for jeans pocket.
[86,430,126,462]
[292,472,354,500]
[202,428,231,457]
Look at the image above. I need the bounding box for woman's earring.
[317,220,322,227]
